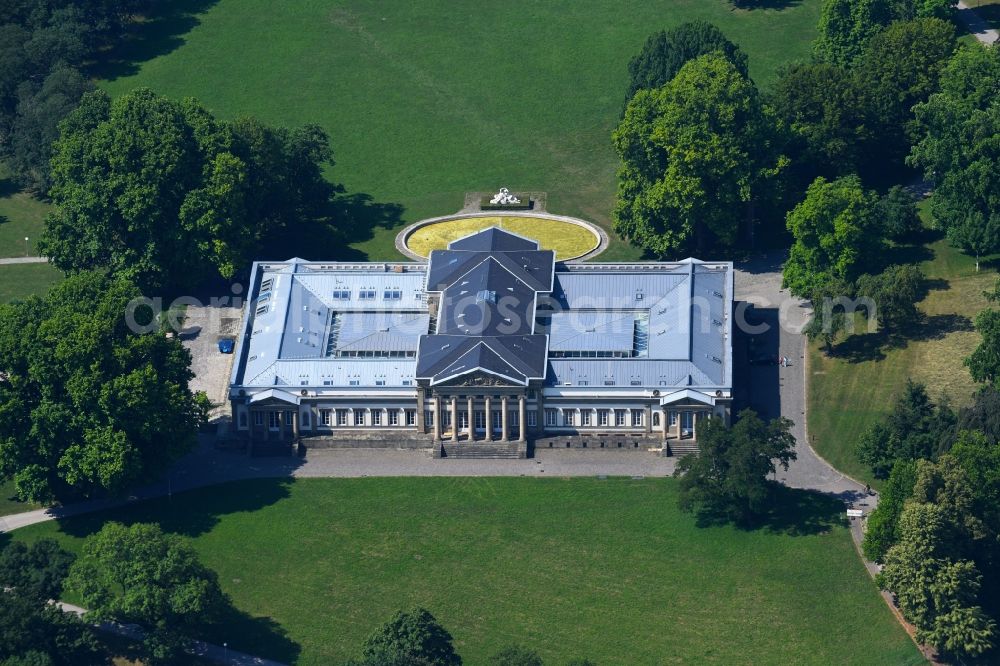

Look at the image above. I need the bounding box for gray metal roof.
[545,311,641,352]
[447,226,539,252]
[230,243,733,393]
[334,312,429,352]
[437,258,537,336]
[415,334,548,385]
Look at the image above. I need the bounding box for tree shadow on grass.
[832,313,974,364]
[0,175,20,199]
[883,243,934,267]
[692,483,847,536]
[732,0,803,9]
[87,0,221,81]
[202,604,301,664]
[260,191,405,263]
[54,478,296,541]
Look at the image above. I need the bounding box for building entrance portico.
[430,390,526,444]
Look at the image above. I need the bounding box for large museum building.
[228,227,733,457]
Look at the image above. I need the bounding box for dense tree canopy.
[855,379,955,479]
[67,521,227,664]
[966,309,1000,389]
[614,54,784,257]
[38,88,337,291]
[863,459,918,562]
[770,62,872,180]
[782,175,884,298]
[853,18,955,168]
[879,499,996,658]
[0,271,203,502]
[813,0,898,66]
[856,264,925,332]
[7,67,93,192]
[0,539,106,665]
[623,21,748,110]
[674,409,796,524]
[0,0,151,190]
[877,186,922,242]
[909,45,1000,268]
[354,608,462,666]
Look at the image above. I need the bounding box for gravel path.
[0,256,48,265]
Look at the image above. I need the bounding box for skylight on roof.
[476,290,496,304]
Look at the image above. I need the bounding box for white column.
[467,397,474,441]
[501,396,509,441]
[484,396,492,441]
[434,397,442,440]
[450,398,458,442]
[518,396,526,442]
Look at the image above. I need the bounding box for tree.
[855,264,925,332]
[0,540,75,602]
[0,271,201,502]
[613,54,784,258]
[67,522,227,663]
[863,460,917,562]
[38,88,336,291]
[909,45,1000,268]
[674,409,796,524]
[855,379,955,478]
[916,0,957,19]
[770,62,873,180]
[0,0,149,188]
[7,67,94,192]
[489,645,543,666]
[358,608,461,666]
[813,0,898,66]
[947,213,1000,272]
[877,186,922,242]
[623,21,748,109]
[802,277,855,354]
[957,386,1000,444]
[965,309,1000,389]
[0,540,105,665]
[879,502,996,658]
[853,18,955,167]
[782,176,884,298]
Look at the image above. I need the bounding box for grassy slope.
[98,0,822,262]
[6,477,921,666]
[808,202,998,486]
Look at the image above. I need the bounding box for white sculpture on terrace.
[490,187,521,205]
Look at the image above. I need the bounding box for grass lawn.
[5,477,922,666]
[405,215,599,260]
[808,205,999,486]
[0,168,51,259]
[0,263,63,303]
[97,0,823,262]
[0,478,40,516]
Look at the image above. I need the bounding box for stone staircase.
[666,440,699,456]
[438,441,525,459]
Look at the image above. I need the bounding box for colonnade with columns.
[423,392,527,443]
